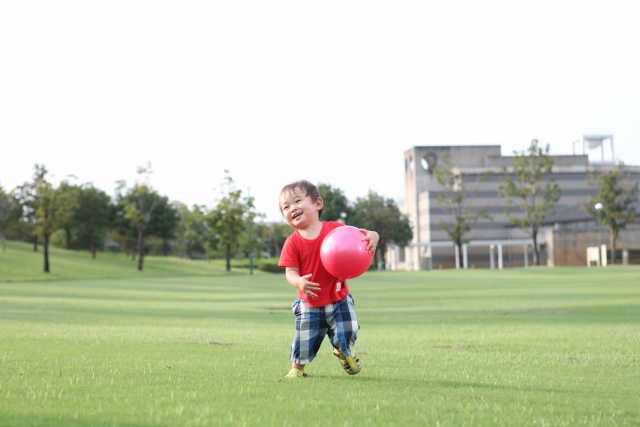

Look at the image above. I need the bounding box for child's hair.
[279,180,323,218]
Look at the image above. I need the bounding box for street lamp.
[340,212,347,224]
[595,203,603,266]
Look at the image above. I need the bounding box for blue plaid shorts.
[290,294,360,365]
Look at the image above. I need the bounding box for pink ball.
[320,226,373,279]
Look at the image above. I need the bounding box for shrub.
[259,260,284,273]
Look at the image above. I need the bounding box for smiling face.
[280,187,323,229]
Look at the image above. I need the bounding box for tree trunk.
[455,238,463,268]
[33,234,38,252]
[0,224,5,251]
[226,243,231,271]
[532,230,539,266]
[43,234,50,273]
[90,234,96,259]
[377,241,386,270]
[610,228,618,265]
[66,226,72,249]
[137,228,144,271]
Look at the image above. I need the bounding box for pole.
[462,244,468,269]
[248,186,253,275]
[490,245,495,270]
[597,208,602,268]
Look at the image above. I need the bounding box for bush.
[259,260,284,273]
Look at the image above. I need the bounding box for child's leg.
[290,300,328,370]
[327,294,359,356]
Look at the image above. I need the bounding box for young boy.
[278,180,379,378]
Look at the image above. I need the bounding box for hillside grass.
[1,264,639,426]
[0,240,263,282]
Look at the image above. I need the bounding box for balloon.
[320,226,373,279]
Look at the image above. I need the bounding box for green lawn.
[1,246,639,426]
[0,241,255,282]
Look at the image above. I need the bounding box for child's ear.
[315,196,324,211]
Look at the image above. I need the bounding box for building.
[390,140,640,270]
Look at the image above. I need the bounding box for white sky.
[1,1,639,222]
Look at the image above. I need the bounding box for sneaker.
[285,368,308,378]
[332,347,361,375]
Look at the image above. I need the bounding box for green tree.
[350,191,413,269]
[176,202,208,259]
[581,163,639,264]
[498,139,561,266]
[0,184,20,251]
[33,167,78,273]
[146,196,180,256]
[317,183,352,223]
[74,184,112,258]
[264,222,291,258]
[207,171,249,271]
[117,163,159,271]
[58,179,80,250]
[14,167,41,251]
[433,152,493,267]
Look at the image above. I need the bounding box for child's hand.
[297,274,321,298]
[360,229,379,255]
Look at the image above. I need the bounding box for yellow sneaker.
[332,347,361,375]
[285,368,308,378]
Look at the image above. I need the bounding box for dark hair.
[279,180,323,218]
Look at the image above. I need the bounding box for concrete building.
[390,141,640,270]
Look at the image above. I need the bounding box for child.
[277,180,379,378]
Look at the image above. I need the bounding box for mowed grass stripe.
[1,265,639,426]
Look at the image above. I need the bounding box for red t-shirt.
[278,221,350,307]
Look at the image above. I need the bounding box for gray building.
[390,142,640,270]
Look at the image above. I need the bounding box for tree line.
[433,139,639,266]
[0,165,413,273]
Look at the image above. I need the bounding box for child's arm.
[285,267,321,298]
[359,229,379,255]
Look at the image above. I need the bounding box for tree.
[117,163,158,271]
[206,171,249,271]
[264,221,291,258]
[498,139,561,266]
[33,168,78,273]
[58,179,80,250]
[146,196,180,256]
[14,166,42,251]
[433,152,493,267]
[74,184,112,258]
[349,191,413,269]
[176,202,208,259]
[581,163,639,264]
[0,184,20,251]
[317,183,352,223]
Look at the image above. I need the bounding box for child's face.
[280,188,323,229]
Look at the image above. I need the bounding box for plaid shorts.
[290,294,360,365]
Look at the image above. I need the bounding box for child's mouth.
[292,212,302,220]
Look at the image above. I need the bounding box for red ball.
[320,226,373,279]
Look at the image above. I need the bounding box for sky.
[2,1,639,222]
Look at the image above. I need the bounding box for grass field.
[0,241,259,282]
[1,244,640,426]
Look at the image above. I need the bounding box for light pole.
[248,186,253,275]
[339,212,347,224]
[595,203,603,267]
